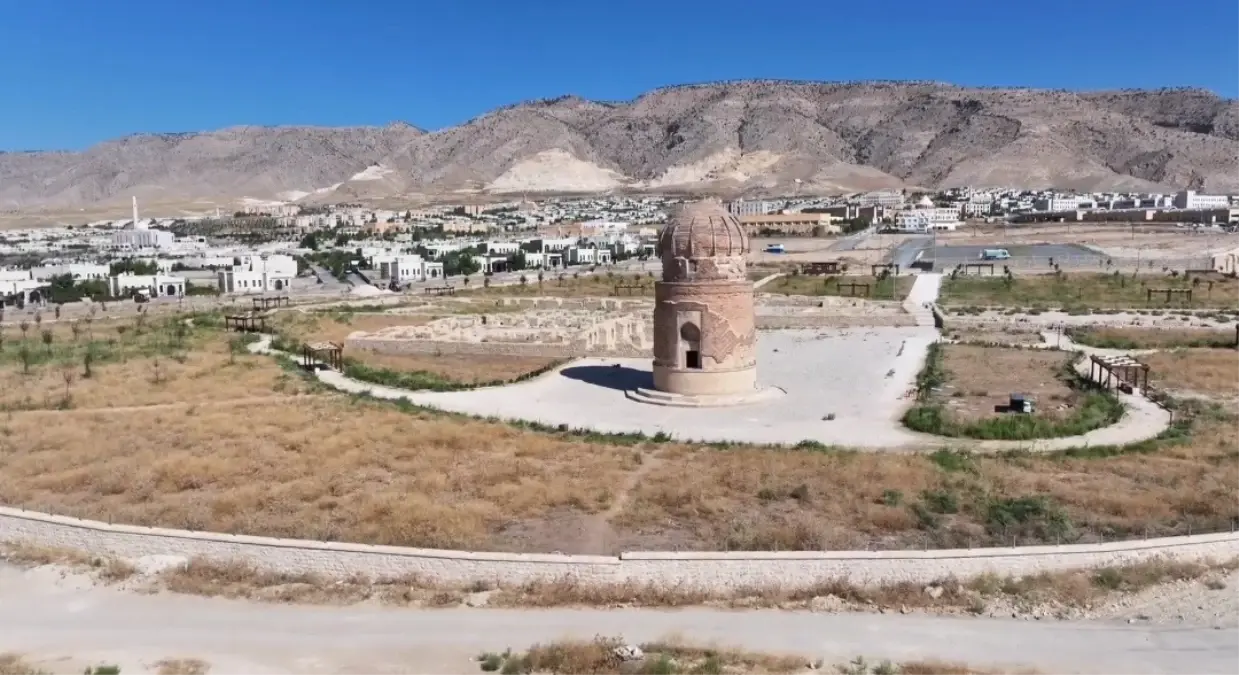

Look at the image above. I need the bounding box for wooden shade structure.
[302,341,343,371]
[1146,288,1191,305]
[252,295,291,311]
[1089,354,1150,392]
[224,314,267,333]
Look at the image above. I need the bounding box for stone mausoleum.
[629,199,778,407]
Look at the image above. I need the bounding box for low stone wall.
[2,505,1235,590]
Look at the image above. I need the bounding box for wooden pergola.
[962,262,996,276]
[612,283,646,296]
[871,263,900,276]
[1146,288,1192,305]
[252,295,291,311]
[424,285,456,296]
[302,340,343,371]
[224,314,267,333]
[1089,354,1150,393]
[836,281,871,297]
[803,261,843,275]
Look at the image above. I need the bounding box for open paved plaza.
[328,326,940,448]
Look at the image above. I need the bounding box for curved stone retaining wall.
[2,506,1235,589]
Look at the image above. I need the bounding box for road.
[0,564,1234,674]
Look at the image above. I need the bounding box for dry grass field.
[1143,349,1239,400]
[271,309,561,385]
[1067,326,1237,350]
[943,327,1046,346]
[483,638,1037,675]
[760,273,913,300]
[0,397,633,551]
[899,344,1124,441]
[0,314,1233,555]
[940,272,1239,310]
[0,313,313,411]
[935,346,1076,422]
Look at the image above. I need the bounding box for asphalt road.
[0,564,1234,674]
[889,239,1101,270]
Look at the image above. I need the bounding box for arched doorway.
[274,279,284,291]
[680,322,701,369]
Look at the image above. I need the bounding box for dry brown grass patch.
[482,635,810,674]
[0,397,634,552]
[153,659,210,675]
[1143,349,1239,397]
[0,333,312,410]
[0,654,46,675]
[273,310,561,384]
[936,345,1076,422]
[348,349,563,385]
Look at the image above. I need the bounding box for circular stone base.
[625,385,785,408]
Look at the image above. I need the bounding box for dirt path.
[0,562,1234,675]
[3,395,313,417]
[579,448,667,555]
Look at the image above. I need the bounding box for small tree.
[19,320,29,341]
[483,277,491,289]
[150,358,165,385]
[83,344,96,378]
[70,320,83,344]
[463,275,471,287]
[34,311,42,331]
[60,365,76,408]
[54,304,61,320]
[40,328,54,355]
[537,271,544,287]
[519,274,528,286]
[17,343,32,375]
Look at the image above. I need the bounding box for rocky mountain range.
[2,80,1236,211]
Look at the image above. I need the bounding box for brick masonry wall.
[2,506,1235,590]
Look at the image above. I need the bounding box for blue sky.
[1,0,1235,151]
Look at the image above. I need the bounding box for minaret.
[133,196,148,230]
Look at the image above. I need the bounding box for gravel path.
[1,562,1235,675]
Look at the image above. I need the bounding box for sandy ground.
[1,562,1236,675]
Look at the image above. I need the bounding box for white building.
[566,246,613,265]
[855,190,905,207]
[1174,190,1229,210]
[32,263,110,281]
[894,199,960,232]
[1034,196,1082,212]
[370,253,443,284]
[725,200,776,217]
[959,202,992,217]
[0,269,49,306]
[112,228,175,250]
[217,253,297,294]
[110,273,186,298]
[482,241,521,256]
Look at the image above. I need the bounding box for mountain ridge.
[2,80,1235,210]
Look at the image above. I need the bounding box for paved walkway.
[0,563,1232,674]
[250,323,1171,453]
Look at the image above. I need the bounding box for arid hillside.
[2,81,1236,210]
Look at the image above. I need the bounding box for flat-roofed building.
[740,213,840,236]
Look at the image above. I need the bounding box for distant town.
[1,186,1235,308]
